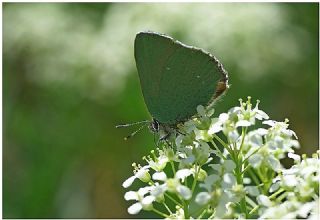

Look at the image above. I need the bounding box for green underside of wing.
[135,31,226,124]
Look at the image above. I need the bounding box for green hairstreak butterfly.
[117,31,229,140]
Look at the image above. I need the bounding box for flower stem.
[152,207,169,218]
[209,140,226,160]
[245,196,257,208]
[234,142,248,218]
[238,127,247,156]
[243,147,261,164]
[170,161,176,175]
[213,134,234,159]
[249,188,286,216]
[247,167,261,187]
[165,193,182,207]
[191,206,207,218]
[191,164,200,193]
[182,200,189,218]
[198,207,208,219]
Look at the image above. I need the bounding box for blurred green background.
[3,3,318,218]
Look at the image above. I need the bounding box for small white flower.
[122,165,151,188]
[135,165,151,181]
[125,186,154,215]
[150,183,166,202]
[143,149,169,172]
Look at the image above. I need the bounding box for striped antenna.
[124,123,149,140]
[115,120,150,128]
[116,120,151,140]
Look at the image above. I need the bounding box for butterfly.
[117,31,229,140]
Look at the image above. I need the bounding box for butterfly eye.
[151,119,159,132]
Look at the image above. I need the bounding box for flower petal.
[176,169,193,181]
[138,186,152,196]
[224,160,236,172]
[128,202,143,215]
[197,105,206,117]
[152,172,167,182]
[245,186,260,196]
[122,176,136,188]
[176,185,192,200]
[223,173,236,186]
[267,155,281,171]
[257,195,273,207]
[195,192,211,205]
[124,191,138,201]
[236,120,251,127]
[255,109,269,120]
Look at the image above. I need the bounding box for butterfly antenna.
[124,123,148,140]
[115,120,150,128]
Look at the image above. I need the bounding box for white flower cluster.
[122,97,319,219]
[259,152,320,219]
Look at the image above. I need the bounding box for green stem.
[248,204,259,216]
[242,163,251,174]
[243,147,261,164]
[209,140,226,160]
[247,168,261,187]
[197,207,208,219]
[270,188,285,199]
[234,142,248,218]
[182,200,189,218]
[213,134,233,156]
[162,202,172,214]
[257,168,268,194]
[191,206,207,218]
[164,193,182,206]
[276,191,288,202]
[170,161,176,175]
[152,207,169,218]
[249,188,286,216]
[191,164,200,193]
[245,196,257,208]
[238,127,247,156]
